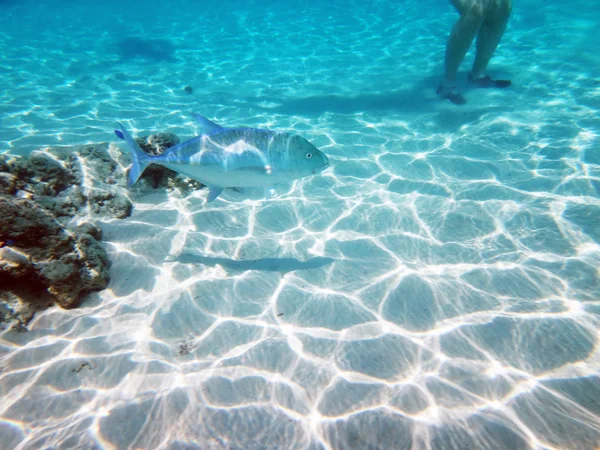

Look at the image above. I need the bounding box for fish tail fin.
[114,122,151,186]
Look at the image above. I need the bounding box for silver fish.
[114,114,330,202]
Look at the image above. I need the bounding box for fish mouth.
[313,161,330,174]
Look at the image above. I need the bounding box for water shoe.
[436,84,467,105]
[468,74,511,89]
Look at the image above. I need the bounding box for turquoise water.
[1,0,600,449]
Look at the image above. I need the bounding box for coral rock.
[89,190,133,219]
[0,195,111,325]
[2,145,133,221]
[11,152,79,197]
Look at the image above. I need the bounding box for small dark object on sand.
[184,85,193,94]
[72,361,93,373]
[179,341,196,356]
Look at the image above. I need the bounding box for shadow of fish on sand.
[169,254,334,273]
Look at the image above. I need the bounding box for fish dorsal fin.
[192,113,225,135]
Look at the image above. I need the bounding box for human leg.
[438,0,485,104]
[470,0,512,82]
[442,0,485,86]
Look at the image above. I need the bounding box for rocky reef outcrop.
[0,196,110,327]
[0,130,201,330]
[0,144,124,330]
[1,145,132,220]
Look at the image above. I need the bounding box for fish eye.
[306,153,312,159]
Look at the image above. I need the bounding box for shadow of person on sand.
[254,76,438,116]
[212,74,513,133]
[271,88,432,116]
[113,37,178,63]
[169,254,334,274]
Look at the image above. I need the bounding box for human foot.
[468,73,511,88]
[436,84,467,105]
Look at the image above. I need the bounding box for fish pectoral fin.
[191,113,225,135]
[264,186,276,200]
[206,186,224,203]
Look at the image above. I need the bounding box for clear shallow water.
[1,0,600,449]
